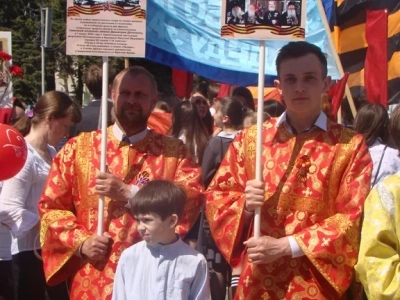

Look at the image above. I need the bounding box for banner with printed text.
[220,0,307,40]
[66,0,146,57]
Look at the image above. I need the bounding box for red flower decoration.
[296,155,311,182]
[9,65,23,77]
[0,51,12,62]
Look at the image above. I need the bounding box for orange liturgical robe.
[205,118,372,299]
[38,127,203,300]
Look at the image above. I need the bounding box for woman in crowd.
[354,103,400,187]
[355,104,400,299]
[0,91,81,300]
[190,83,214,136]
[171,101,209,165]
[201,97,247,300]
[171,100,209,251]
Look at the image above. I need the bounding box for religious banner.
[66,0,146,57]
[220,0,307,40]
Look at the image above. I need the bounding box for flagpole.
[315,0,357,119]
[97,56,109,236]
[254,40,265,239]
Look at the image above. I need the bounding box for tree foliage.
[0,0,175,106]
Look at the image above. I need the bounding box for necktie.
[122,136,130,145]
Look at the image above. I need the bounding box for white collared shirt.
[112,239,210,300]
[112,123,148,144]
[217,131,239,139]
[276,111,328,133]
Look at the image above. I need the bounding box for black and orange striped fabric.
[334,0,400,105]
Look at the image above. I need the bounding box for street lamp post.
[41,1,45,95]
[25,2,51,96]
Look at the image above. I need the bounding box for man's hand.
[95,172,131,202]
[244,179,265,212]
[244,236,291,264]
[80,232,113,263]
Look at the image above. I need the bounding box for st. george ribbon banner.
[145,0,340,85]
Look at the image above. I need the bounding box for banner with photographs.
[221,0,306,40]
[66,0,147,57]
[146,0,341,85]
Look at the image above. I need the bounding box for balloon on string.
[0,123,27,181]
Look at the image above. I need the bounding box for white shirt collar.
[92,98,113,102]
[217,131,239,139]
[112,123,148,144]
[276,111,327,133]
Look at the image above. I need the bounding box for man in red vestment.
[205,41,372,299]
[38,66,203,300]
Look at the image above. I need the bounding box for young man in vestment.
[38,66,204,300]
[205,41,373,299]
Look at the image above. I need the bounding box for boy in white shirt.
[112,180,210,300]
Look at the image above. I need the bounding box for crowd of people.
[0,40,399,300]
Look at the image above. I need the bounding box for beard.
[268,6,275,11]
[115,103,150,131]
[287,9,296,17]
[232,7,242,18]
[248,10,255,18]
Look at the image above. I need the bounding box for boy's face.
[135,212,177,245]
[275,53,330,120]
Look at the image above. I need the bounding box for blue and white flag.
[146,0,339,85]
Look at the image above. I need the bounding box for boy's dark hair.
[84,64,116,99]
[263,99,285,117]
[219,97,247,129]
[130,180,186,220]
[207,83,220,104]
[276,41,328,78]
[232,86,255,112]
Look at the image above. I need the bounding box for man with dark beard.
[38,66,203,300]
[280,1,300,26]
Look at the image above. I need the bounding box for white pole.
[315,0,357,118]
[254,40,265,239]
[97,56,109,236]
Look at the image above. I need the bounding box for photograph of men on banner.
[222,0,305,40]
[73,0,140,8]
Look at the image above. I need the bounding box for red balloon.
[0,124,27,181]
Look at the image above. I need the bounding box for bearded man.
[38,66,203,300]
[242,4,257,25]
[257,1,280,26]
[281,1,300,26]
[227,4,244,24]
